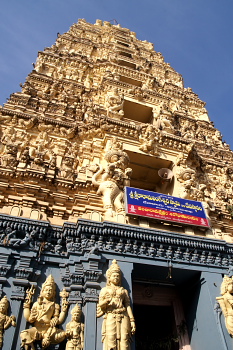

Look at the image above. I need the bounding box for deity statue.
[65,304,84,350]
[216,275,233,336]
[177,169,196,199]
[154,114,174,133]
[0,296,16,348]
[105,88,124,119]
[20,275,69,350]
[59,156,76,179]
[97,260,136,350]
[139,125,160,154]
[152,103,162,124]
[0,143,18,168]
[92,150,132,219]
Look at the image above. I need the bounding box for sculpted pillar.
[83,254,102,350]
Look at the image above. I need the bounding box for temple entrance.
[134,304,179,350]
[133,280,191,350]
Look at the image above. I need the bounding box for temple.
[0,18,232,349]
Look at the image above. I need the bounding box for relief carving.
[92,149,132,219]
[0,143,18,169]
[65,304,84,350]
[59,156,78,180]
[105,88,124,119]
[0,296,16,348]
[20,275,69,349]
[139,125,160,155]
[217,275,233,336]
[97,260,136,350]
[0,18,232,236]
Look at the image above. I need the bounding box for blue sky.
[0,0,232,147]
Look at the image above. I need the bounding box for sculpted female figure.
[217,275,233,335]
[20,275,69,350]
[65,304,84,350]
[0,296,16,348]
[97,260,136,350]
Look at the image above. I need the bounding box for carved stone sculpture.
[0,143,18,168]
[92,150,132,219]
[60,156,77,180]
[177,169,196,199]
[105,88,124,119]
[65,304,84,350]
[216,275,233,336]
[154,114,174,133]
[97,260,136,350]
[8,230,36,248]
[20,275,69,350]
[139,125,160,155]
[0,296,16,348]
[0,17,233,238]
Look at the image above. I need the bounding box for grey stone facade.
[0,214,231,349]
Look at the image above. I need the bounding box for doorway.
[134,304,179,350]
[133,282,191,350]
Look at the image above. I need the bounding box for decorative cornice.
[0,213,231,269]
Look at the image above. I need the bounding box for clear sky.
[0,0,232,147]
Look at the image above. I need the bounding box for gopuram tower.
[0,19,233,350]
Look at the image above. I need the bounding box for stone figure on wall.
[20,275,69,350]
[0,227,17,245]
[0,296,16,348]
[216,275,233,336]
[176,169,196,200]
[18,116,37,130]
[18,146,31,168]
[97,260,136,350]
[141,76,155,90]
[139,125,160,155]
[128,86,146,101]
[152,103,162,124]
[65,304,84,350]
[196,107,210,122]
[105,88,124,119]
[59,156,77,180]
[30,150,47,171]
[154,114,174,133]
[92,150,132,219]
[0,143,18,168]
[169,99,180,114]
[8,230,36,248]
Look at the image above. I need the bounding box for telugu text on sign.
[125,187,209,228]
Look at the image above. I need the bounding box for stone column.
[117,260,135,350]
[5,279,30,350]
[83,254,102,350]
[188,271,226,350]
[8,250,37,350]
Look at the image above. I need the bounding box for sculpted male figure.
[97,260,136,350]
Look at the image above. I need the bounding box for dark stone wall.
[0,214,232,349]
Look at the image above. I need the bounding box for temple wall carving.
[0,18,232,241]
[1,17,233,350]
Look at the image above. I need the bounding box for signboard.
[125,186,209,228]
